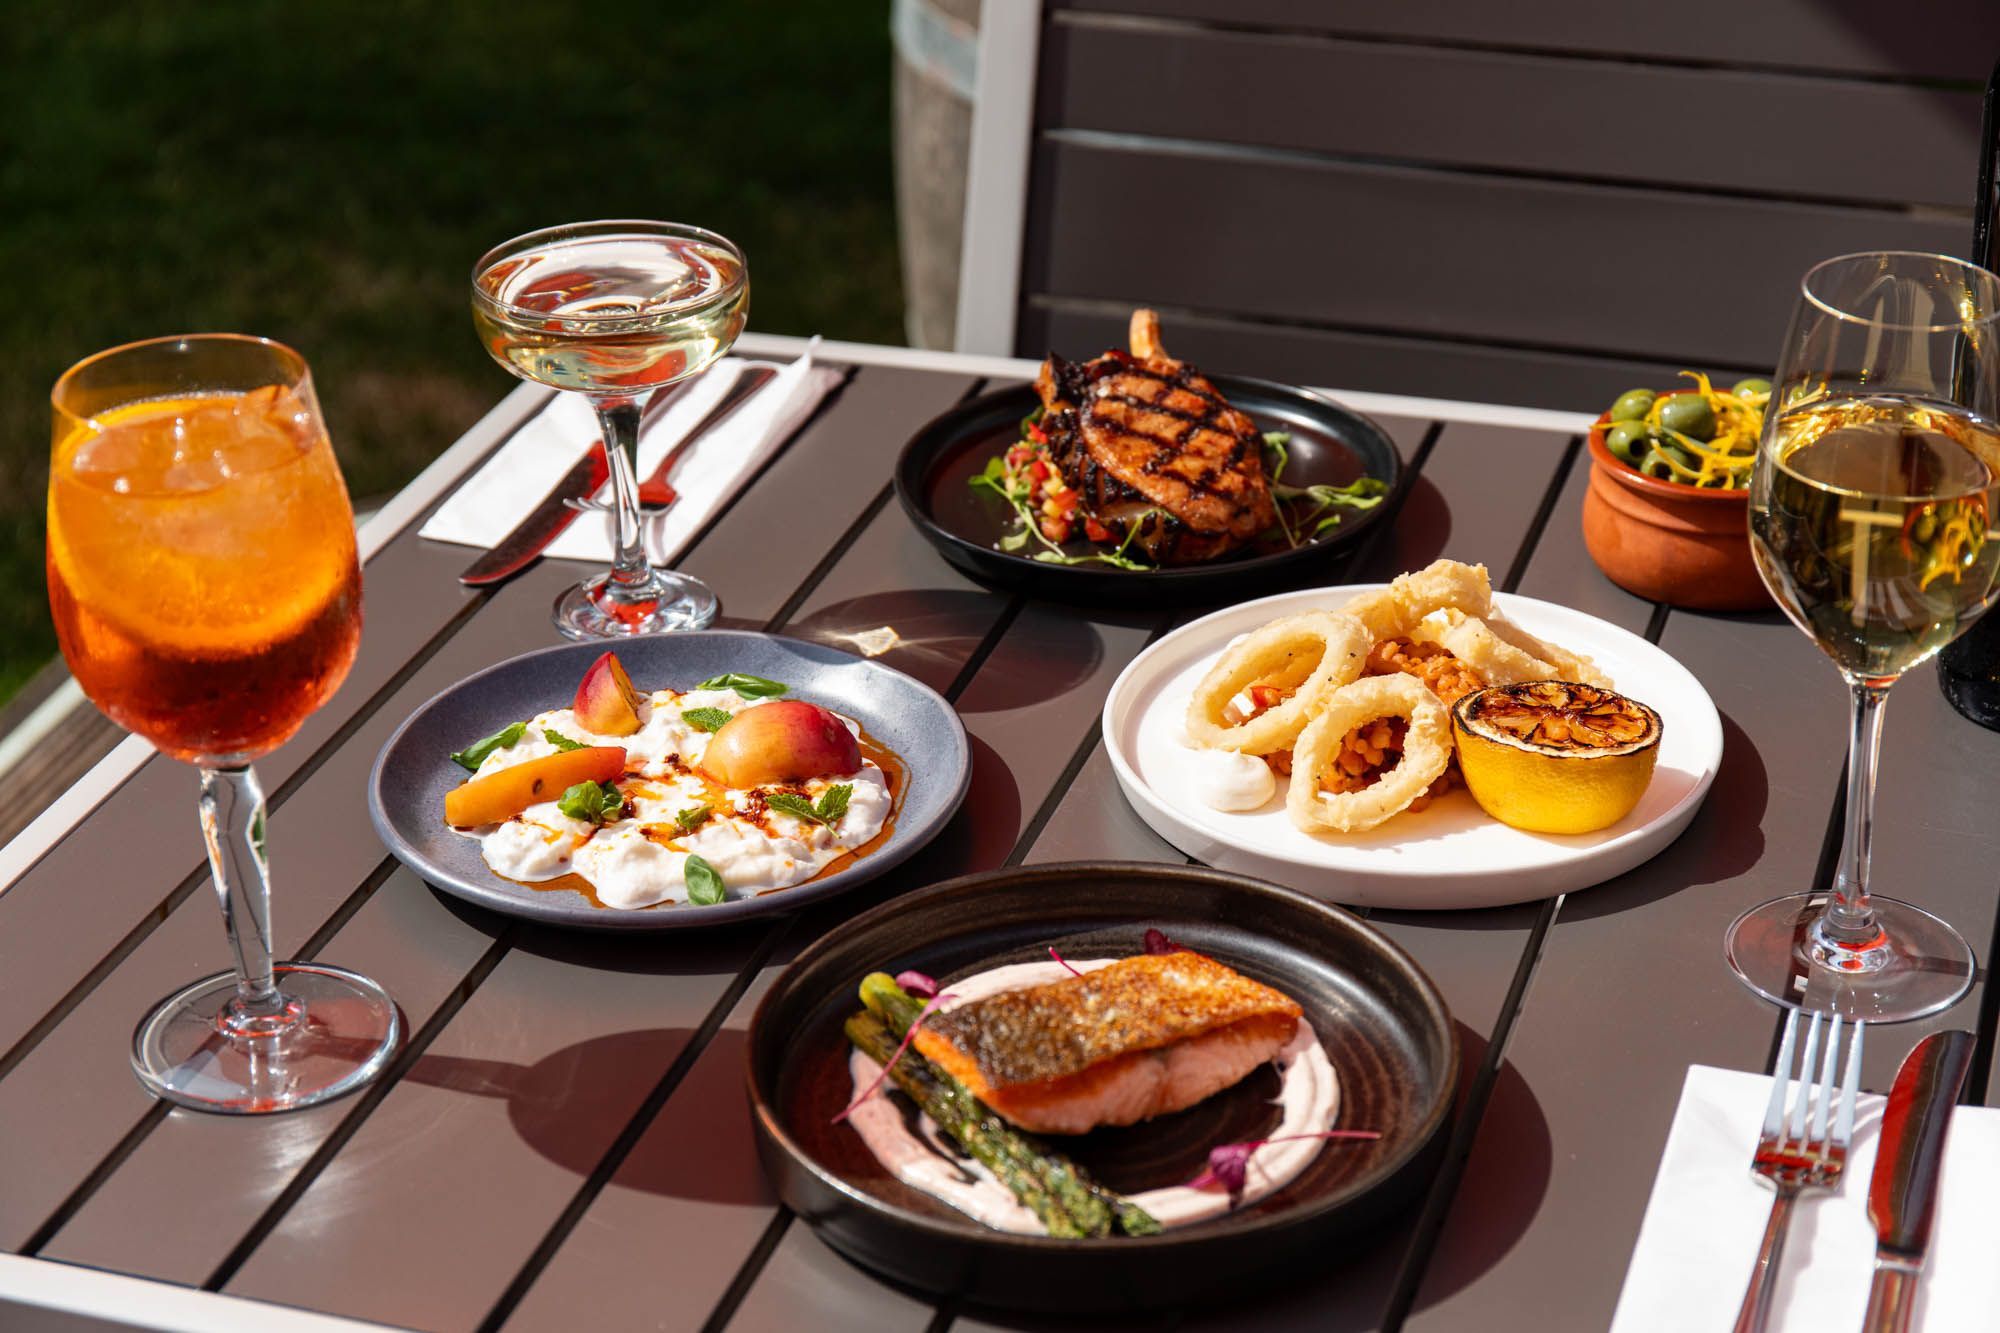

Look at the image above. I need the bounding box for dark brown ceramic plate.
[892,377,1403,607]
[745,862,1456,1311]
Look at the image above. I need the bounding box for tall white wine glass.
[1727,251,2000,1021]
[471,220,748,639]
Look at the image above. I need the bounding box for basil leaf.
[557,780,624,824]
[815,783,852,824]
[681,707,734,732]
[451,721,527,771]
[696,672,789,698]
[543,729,587,752]
[673,803,713,834]
[764,792,825,825]
[684,854,726,906]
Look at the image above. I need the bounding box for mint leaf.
[543,729,587,752]
[673,803,713,834]
[682,707,734,732]
[696,672,788,698]
[765,792,824,825]
[815,783,852,824]
[451,721,527,771]
[557,780,625,825]
[684,854,725,906]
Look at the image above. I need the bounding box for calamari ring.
[1286,674,1452,834]
[1186,611,1370,754]
[1338,559,1493,642]
[1411,610,1557,687]
[1480,612,1612,688]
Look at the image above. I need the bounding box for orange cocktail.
[47,385,361,763]
[47,334,398,1116]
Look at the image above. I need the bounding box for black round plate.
[745,862,1456,1311]
[893,375,1403,606]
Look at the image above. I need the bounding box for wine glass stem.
[593,396,658,604]
[1822,679,1891,943]
[197,764,285,1028]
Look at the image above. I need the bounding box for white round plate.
[1103,587,1722,910]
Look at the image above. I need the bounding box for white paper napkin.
[419,344,842,566]
[1611,1064,2000,1332]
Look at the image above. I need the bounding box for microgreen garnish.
[1048,946,1083,977]
[450,721,526,771]
[893,970,939,999]
[1143,928,1189,956]
[542,728,587,752]
[696,672,788,698]
[683,853,726,906]
[673,804,713,834]
[681,707,734,732]
[833,987,958,1124]
[1189,1131,1383,1204]
[1261,431,1389,546]
[556,779,625,825]
[765,783,853,827]
[968,447,1161,570]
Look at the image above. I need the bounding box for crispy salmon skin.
[913,952,1303,1134]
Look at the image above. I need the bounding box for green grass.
[1,3,903,699]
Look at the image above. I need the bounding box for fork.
[636,365,777,511]
[1731,1009,1865,1333]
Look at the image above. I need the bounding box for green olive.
[1657,394,1716,442]
[1731,377,1773,399]
[1638,447,1676,481]
[1911,510,1939,542]
[1608,389,1657,422]
[1604,421,1650,464]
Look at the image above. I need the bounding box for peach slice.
[701,700,861,788]
[445,746,625,826]
[574,651,643,736]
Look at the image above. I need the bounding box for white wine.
[472,232,747,396]
[1750,396,2000,682]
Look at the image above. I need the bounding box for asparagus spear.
[854,973,1163,1238]
[844,1009,1090,1238]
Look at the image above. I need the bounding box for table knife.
[457,379,695,587]
[1861,1028,1973,1333]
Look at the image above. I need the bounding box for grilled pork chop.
[1034,310,1278,564]
[912,951,1302,1135]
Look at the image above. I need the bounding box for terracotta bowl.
[1581,399,1770,611]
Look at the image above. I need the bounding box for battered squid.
[1336,559,1492,643]
[1184,610,1369,754]
[1286,675,1452,833]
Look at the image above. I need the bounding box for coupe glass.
[471,220,749,639]
[1727,252,2000,1021]
[47,335,400,1111]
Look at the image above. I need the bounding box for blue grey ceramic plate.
[367,631,970,931]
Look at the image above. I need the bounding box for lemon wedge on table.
[1452,682,1662,835]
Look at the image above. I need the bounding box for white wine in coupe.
[473,232,747,396]
[1750,397,2000,682]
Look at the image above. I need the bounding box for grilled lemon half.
[1452,681,1661,834]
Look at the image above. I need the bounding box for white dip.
[1185,748,1277,811]
[843,958,1341,1234]
[453,686,892,909]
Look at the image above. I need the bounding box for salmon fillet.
[912,952,1303,1134]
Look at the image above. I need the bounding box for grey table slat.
[1025,135,1963,372]
[1048,0,2000,83]
[725,1226,934,1333]
[1044,18,1982,207]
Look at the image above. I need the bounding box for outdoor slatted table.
[3,335,1998,1333]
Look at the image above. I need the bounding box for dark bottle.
[1940,613,2000,728]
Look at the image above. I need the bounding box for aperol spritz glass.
[472,220,748,638]
[47,334,400,1112]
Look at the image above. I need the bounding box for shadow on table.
[1558,707,1769,923]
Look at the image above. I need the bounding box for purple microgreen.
[1048,946,1083,977]
[1188,1131,1384,1204]
[832,991,956,1124]
[1144,927,1190,956]
[893,970,939,999]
